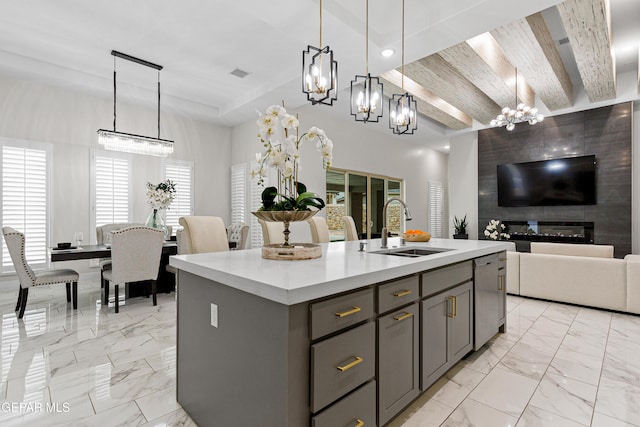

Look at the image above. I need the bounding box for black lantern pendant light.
[350,0,384,123]
[389,0,417,135]
[302,0,338,106]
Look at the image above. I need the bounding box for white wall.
[0,73,232,274]
[448,132,479,239]
[231,104,450,242]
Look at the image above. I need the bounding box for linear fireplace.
[503,221,594,252]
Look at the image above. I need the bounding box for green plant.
[453,215,468,235]
[259,181,325,212]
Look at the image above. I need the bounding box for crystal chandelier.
[389,0,417,135]
[350,0,384,123]
[97,50,174,157]
[302,0,338,106]
[490,68,544,131]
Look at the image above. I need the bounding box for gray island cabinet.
[170,238,512,427]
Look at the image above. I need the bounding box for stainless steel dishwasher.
[473,253,506,349]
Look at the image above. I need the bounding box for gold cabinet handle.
[393,289,412,297]
[335,306,361,318]
[355,420,365,427]
[447,296,455,318]
[337,356,363,372]
[393,312,413,321]
[498,275,505,291]
[453,295,457,317]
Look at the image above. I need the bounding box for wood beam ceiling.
[491,13,573,110]
[557,0,616,102]
[403,54,502,125]
[380,71,472,130]
[439,34,535,109]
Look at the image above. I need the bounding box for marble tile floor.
[0,281,639,426]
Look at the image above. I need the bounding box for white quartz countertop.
[170,238,514,305]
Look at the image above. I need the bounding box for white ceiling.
[0,0,638,152]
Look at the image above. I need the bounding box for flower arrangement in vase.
[145,179,176,239]
[250,104,333,249]
[484,219,510,240]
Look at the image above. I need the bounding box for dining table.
[49,242,178,296]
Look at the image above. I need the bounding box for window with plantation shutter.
[230,164,246,225]
[91,151,131,232]
[1,140,51,271]
[249,161,267,248]
[163,160,193,232]
[428,181,444,238]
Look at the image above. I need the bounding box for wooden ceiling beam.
[402,54,502,124]
[491,13,573,110]
[380,71,472,130]
[439,34,535,108]
[557,0,616,102]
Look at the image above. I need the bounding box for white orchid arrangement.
[146,179,176,210]
[484,219,510,240]
[251,104,333,211]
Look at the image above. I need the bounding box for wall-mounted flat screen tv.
[497,155,596,207]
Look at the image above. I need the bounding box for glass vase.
[145,208,169,240]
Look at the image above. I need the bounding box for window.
[91,150,131,233]
[164,160,194,231]
[230,164,246,225]
[429,181,444,238]
[1,140,52,271]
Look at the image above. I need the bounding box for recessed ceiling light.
[381,48,395,57]
[444,145,450,150]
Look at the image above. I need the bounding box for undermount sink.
[371,247,452,258]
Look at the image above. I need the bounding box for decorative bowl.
[57,242,72,249]
[403,232,431,242]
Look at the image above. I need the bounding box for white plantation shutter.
[231,164,246,225]
[92,152,131,228]
[250,161,266,248]
[164,160,193,231]
[1,142,51,271]
[428,181,444,238]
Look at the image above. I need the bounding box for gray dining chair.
[2,226,79,319]
[102,226,164,313]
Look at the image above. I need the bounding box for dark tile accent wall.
[478,103,632,258]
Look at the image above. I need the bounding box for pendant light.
[490,68,544,131]
[97,50,174,157]
[350,0,384,123]
[389,0,417,134]
[302,0,338,106]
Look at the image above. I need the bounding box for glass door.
[326,170,346,241]
[348,174,368,240]
[370,177,385,238]
[386,180,402,236]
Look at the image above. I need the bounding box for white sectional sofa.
[506,242,640,314]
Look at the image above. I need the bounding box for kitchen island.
[170,237,514,427]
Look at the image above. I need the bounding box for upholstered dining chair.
[166,229,188,275]
[343,216,359,241]
[257,219,285,246]
[227,222,249,250]
[96,222,142,288]
[103,226,164,313]
[179,216,229,254]
[2,227,80,319]
[307,216,330,243]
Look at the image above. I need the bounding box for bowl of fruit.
[403,229,431,242]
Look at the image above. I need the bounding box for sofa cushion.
[519,252,626,312]
[530,242,613,258]
[625,254,640,315]
[506,251,520,295]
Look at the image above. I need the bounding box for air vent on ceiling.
[558,37,570,45]
[230,68,249,78]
